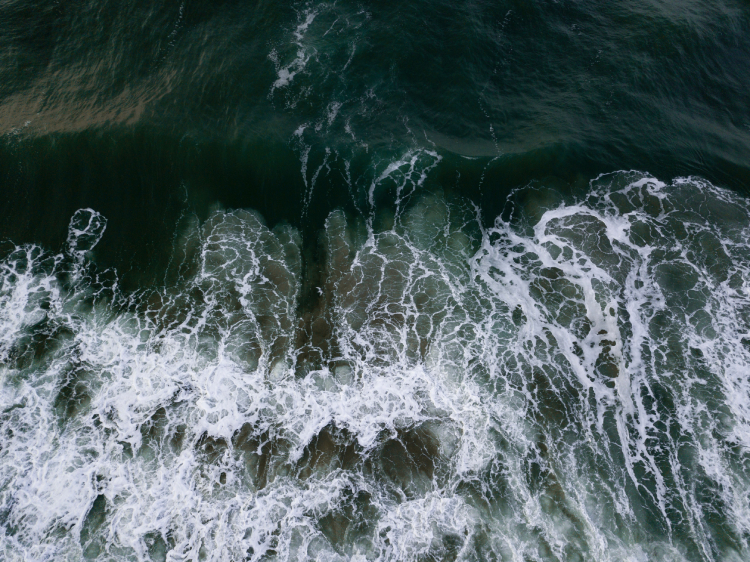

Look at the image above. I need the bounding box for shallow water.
[1,1,750,561]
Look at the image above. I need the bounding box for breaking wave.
[1,171,750,562]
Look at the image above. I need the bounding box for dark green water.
[1,1,750,561]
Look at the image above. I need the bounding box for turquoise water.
[1,1,750,561]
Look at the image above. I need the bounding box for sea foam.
[1,172,749,561]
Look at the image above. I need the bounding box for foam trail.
[270,9,319,92]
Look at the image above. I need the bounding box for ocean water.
[1,1,750,561]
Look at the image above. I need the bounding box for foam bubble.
[67,208,107,260]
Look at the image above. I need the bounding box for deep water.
[1,1,750,561]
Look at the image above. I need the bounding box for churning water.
[2,0,750,561]
[2,171,750,561]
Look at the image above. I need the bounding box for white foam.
[3,172,750,560]
[270,10,318,92]
[367,149,441,210]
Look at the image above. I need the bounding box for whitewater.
[2,171,750,562]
